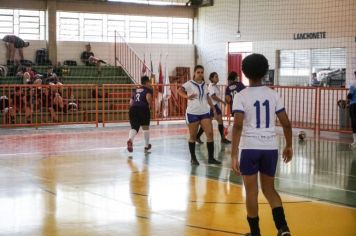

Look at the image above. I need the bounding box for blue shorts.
[240,149,278,176]
[186,112,211,124]
[210,104,222,117]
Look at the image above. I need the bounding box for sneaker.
[196,138,203,144]
[221,138,231,144]
[127,139,133,152]
[144,144,152,152]
[277,226,291,236]
[191,158,200,165]
[350,142,356,149]
[208,158,222,164]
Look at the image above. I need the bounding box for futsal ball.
[298,131,306,141]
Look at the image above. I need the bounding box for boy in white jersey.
[178,65,221,165]
[231,54,293,236]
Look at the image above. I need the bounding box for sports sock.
[188,142,197,160]
[272,207,288,230]
[207,141,214,160]
[218,124,224,139]
[143,130,150,147]
[129,129,137,141]
[247,216,260,236]
[196,127,204,139]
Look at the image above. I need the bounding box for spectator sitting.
[41,88,59,122]
[80,43,106,75]
[10,88,32,123]
[2,35,30,65]
[17,64,42,84]
[0,95,15,124]
[43,66,62,85]
[67,94,78,112]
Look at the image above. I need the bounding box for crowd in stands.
[0,85,77,123]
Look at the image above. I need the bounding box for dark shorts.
[210,104,222,117]
[240,149,278,176]
[129,105,150,130]
[186,112,211,124]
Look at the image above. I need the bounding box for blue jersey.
[131,86,153,107]
[349,85,356,105]
[225,81,246,109]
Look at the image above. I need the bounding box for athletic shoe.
[277,226,291,236]
[221,138,231,144]
[196,138,203,144]
[350,142,356,149]
[144,144,152,152]
[191,158,200,165]
[127,139,133,152]
[208,158,221,164]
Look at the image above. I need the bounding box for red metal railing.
[1,84,352,134]
[114,31,151,84]
[271,86,318,131]
[0,84,98,128]
[318,87,350,132]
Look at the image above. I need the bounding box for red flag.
[158,61,163,93]
[141,57,147,75]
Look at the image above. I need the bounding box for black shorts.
[129,106,150,129]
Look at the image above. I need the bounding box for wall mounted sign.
[293,32,326,40]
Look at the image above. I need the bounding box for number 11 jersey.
[232,86,285,150]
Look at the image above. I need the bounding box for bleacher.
[0,64,136,126]
[0,65,133,85]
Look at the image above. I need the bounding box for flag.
[141,54,147,75]
[150,54,153,74]
[162,57,171,118]
[158,58,163,93]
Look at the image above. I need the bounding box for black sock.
[247,216,260,236]
[272,207,288,230]
[206,141,214,160]
[188,142,197,160]
[196,127,204,139]
[218,124,224,139]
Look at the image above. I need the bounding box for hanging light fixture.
[236,0,241,38]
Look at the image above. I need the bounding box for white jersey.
[182,80,210,115]
[232,86,285,149]
[208,83,221,106]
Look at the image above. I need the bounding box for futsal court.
[1,0,356,235]
[0,124,355,235]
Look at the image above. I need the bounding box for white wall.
[196,0,356,85]
[0,40,47,64]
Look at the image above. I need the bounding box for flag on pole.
[158,55,163,93]
[141,54,147,75]
[163,55,171,118]
[150,54,154,74]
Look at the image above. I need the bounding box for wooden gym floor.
[0,124,355,236]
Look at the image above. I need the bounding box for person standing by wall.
[348,71,356,148]
[2,35,30,65]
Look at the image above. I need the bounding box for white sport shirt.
[232,86,285,149]
[208,83,221,106]
[182,80,210,115]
